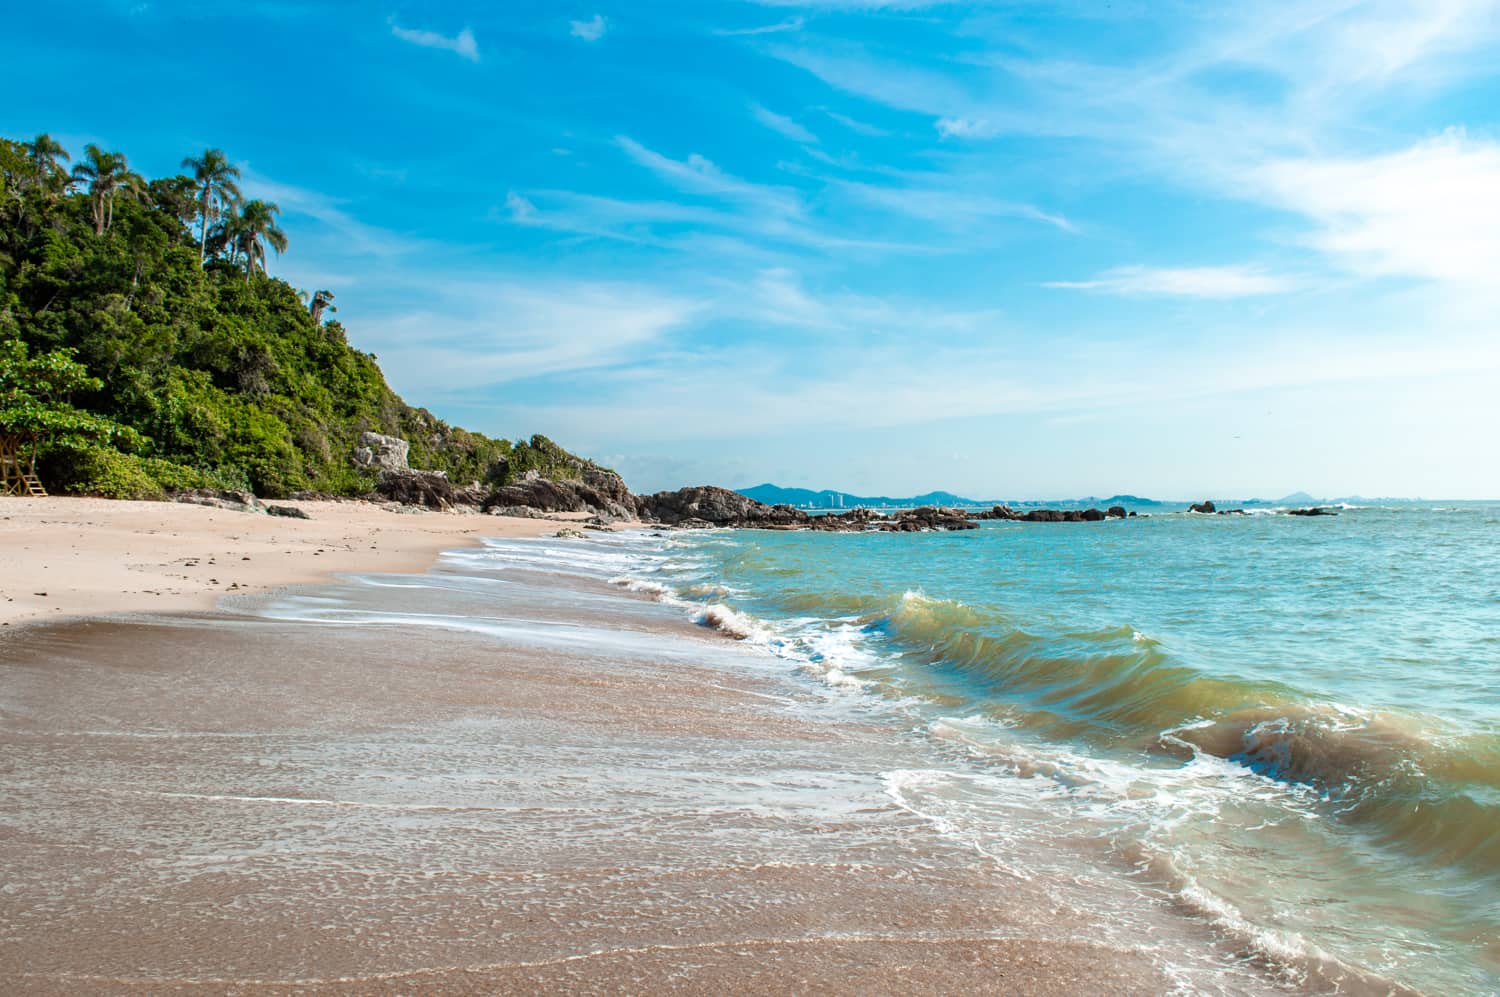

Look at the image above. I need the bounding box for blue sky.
[5,1,1500,498]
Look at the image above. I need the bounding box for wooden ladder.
[20,473,46,497]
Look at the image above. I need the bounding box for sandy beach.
[0,496,571,628]
[0,500,1275,995]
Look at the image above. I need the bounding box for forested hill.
[0,133,585,499]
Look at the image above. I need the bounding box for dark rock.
[1189,500,1216,514]
[1106,506,1127,519]
[1080,508,1106,522]
[482,468,635,520]
[376,469,455,509]
[1288,506,1338,517]
[634,485,809,528]
[265,504,311,519]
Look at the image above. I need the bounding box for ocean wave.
[692,603,774,642]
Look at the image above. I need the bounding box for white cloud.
[751,103,819,144]
[1254,129,1500,285]
[504,191,537,221]
[840,179,1073,232]
[390,22,479,62]
[1045,265,1298,299]
[820,108,888,137]
[716,17,805,36]
[615,136,804,217]
[362,281,701,393]
[570,14,607,42]
[935,117,1000,139]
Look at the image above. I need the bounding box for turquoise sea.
[622,503,1500,993]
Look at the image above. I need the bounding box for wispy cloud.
[362,280,702,394]
[820,108,888,137]
[614,136,804,217]
[751,103,818,144]
[389,20,479,62]
[935,117,1001,140]
[570,14,607,42]
[839,179,1073,232]
[716,16,805,36]
[1045,265,1298,299]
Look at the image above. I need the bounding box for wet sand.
[0,538,1269,994]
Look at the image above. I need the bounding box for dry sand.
[0,495,580,628]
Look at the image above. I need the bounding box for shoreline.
[0,521,1254,995]
[0,495,607,628]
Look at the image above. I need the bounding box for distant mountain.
[736,484,1171,511]
[1275,491,1319,505]
[737,483,982,509]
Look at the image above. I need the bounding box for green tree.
[308,288,336,323]
[24,133,70,196]
[70,144,145,235]
[181,148,242,264]
[0,338,129,493]
[231,199,288,282]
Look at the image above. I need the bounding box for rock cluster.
[975,504,1131,523]
[172,489,310,520]
[632,485,807,528]
[484,468,635,520]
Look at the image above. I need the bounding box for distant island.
[735,482,1404,512]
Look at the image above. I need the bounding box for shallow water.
[628,504,1500,994]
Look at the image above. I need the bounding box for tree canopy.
[0,131,585,500]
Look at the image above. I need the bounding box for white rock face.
[353,432,410,472]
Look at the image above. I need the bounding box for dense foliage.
[0,133,593,500]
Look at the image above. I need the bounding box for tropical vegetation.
[0,131,588,499]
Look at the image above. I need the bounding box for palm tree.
[24,134,70,193]
[231,199,288,281]
[308,289,336,323]
[181,148,242,264]
[70,145,144,235]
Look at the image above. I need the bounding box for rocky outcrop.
[353,432,411,473]
[632,489,980,532]
[173,489,263,513]
[482,467,634,521]
[265,504,310,519]
[870,506,979,532]
[633,486,808,528]
[1288,506,1338,517]
[1189,500,1216,514]
[375,468,455,509]
[975,504,1127,523]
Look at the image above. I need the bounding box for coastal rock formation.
[975,504,1124,523]
[1288,506,1338,517]
[631,489,980,532]
[1189,500,1216,514]
[874,506,979,532]
[634,485,808,528]
[353,432,411,473]
[265,504,311,519]
[174,489,264,514]
[375,468,455,509]
[483,468,634,521]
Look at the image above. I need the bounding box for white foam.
[693,604,772,642]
